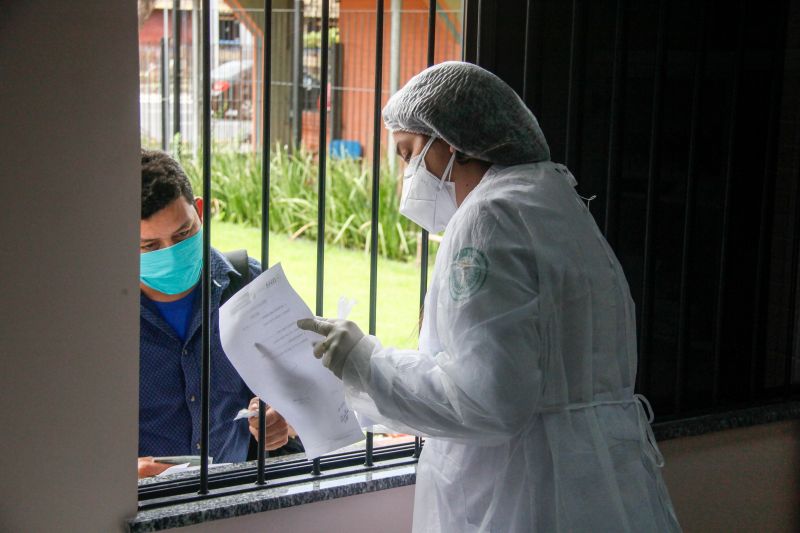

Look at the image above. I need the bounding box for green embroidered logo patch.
[449,247,489,301]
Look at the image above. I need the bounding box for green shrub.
[304,27,340,48]
[181,147,433,262]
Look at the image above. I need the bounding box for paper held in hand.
[219,263,365,459]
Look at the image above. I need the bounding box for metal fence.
[139,3,462,156]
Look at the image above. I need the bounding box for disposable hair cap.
[383,61,550,165]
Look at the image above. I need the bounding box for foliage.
[303,27,340,48]
[181,147,433,262]
[211,221,432,349]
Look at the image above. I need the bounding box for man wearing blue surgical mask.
[137,150,292,477]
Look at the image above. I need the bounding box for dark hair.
[141,150,195,219]
[455,150,489,166]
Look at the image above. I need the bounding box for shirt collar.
[210,248,237,292]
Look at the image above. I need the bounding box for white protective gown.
[343,161,681,532]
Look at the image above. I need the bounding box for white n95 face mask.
[400,136,458,234]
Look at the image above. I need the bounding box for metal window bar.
[712,0,747,405]
[674,0,709,414]
[520,0,544,113]
[785,43,800,395]
[521,0,534,104]
[312,0,331,477]
[564,0,584,171]
[256,0,273,487]
[161,36,169,151]
[413,0,437,460]
[754,0,790,399]
[366,0,385,469]
[787,159,800,394]
[292,0,303,149]
[199,0,212,496]
[636,0,667,395]
[524,0,545,114]
[173,0,181,141]
[602,0,626,246]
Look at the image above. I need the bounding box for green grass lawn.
[211,220,435,349]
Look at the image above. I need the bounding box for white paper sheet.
[219,263,364,459]
[233,408,258,421]
[157,462,230,477]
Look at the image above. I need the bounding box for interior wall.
[179,485,415,533]
[0,2,141,532]
[176,421,800,533]
[660,420,800,533]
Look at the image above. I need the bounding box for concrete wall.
[0,2,142,532]
[180,485,415,532]
[660,420,800,533]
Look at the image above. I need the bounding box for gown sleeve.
[342,196,544,441]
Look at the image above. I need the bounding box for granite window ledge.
[128,400,800,532]
[653,400,800,441]
[129,462,417,532]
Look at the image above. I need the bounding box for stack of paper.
[219,264,365,459]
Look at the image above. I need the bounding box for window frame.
[138,0,439,505]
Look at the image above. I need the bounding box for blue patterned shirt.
[139,248,260,463]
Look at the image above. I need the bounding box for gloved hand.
[297,317,372,379]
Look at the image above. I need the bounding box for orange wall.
[338,0,462,161]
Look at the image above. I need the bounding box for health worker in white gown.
[297,61,682,533]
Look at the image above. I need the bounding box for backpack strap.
[222,249,251,303]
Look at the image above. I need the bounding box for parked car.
[210,59,330,119]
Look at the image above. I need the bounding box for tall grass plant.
[181,147,435,262]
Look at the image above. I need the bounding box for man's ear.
[194,197,204,223]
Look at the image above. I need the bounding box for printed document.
[219,263,364,459]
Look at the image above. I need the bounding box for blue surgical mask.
[140,228,203,295]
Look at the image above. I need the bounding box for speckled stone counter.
[129,462,417,532]
[129,400,800,531]
[653,400,800,441]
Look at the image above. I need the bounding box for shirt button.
[196,442,201,450]
[190,395,196,402]
[182,349,188,356]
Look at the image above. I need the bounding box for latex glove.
[297,317,369,379]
